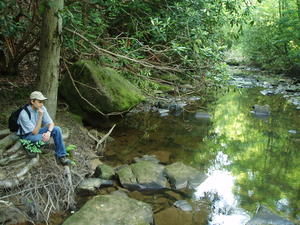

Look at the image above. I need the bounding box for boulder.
[164,162,206,190]
[246,205,294,225]
[94,164,115,180]
[116,161,168,190]
[131,160,168,190]
[62,194,153,225]
[60,60,145,122]
[77,178,113,193]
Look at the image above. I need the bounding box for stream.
[100,65,300,225]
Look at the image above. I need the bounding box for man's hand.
[38,108,44,117]
[42,131,51,142]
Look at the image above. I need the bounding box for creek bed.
[100,67,300,225]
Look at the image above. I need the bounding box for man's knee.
[52,126,62,133]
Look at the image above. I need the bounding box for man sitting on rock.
[17,91,72,165]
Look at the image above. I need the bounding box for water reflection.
[194,152,250,225]
[105,86,300,224]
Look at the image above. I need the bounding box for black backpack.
[8,104,31,133]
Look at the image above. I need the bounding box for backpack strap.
[19,104,31,136]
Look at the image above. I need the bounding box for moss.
[60,60,145,116]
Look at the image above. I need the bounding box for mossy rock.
[59,60,145,118]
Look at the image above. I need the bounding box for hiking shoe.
[58,156,72,166]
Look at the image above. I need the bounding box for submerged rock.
[62,194,153,225]
[164,162,207,190]
[252,104,271,116]
[246,205,294,225]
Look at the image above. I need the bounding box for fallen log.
[0,133,19,151]
[0,129,10,138]
[0,156,39,189]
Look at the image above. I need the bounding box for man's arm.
[31,108,44,135]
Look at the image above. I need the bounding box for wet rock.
[288,130,297,134]
[195,112,211,119]
[164,162,207,190]
[260,89,275,96]
[134,155,160,164]
[174,200,193,211]
[94,164,115,180]
[246,205,294,225]
[62,194,153,225]
[116,161,168,190]
[131,160,168,190]
[252,104,270,116]
[77,178,113,193]
[116,164,138,189]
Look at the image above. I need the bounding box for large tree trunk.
[37,0,64,119]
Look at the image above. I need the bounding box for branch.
[64,27,184,73]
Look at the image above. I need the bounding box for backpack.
[8,104,31,133]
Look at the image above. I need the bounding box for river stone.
[116,164,139,189]
[173,200,193,212]
[77,178,113,192]
[94,164,115,179]
[246,205,294,225]
[116,161,168,190]
[131,160,168,190]
[62,194,153,225]
[59,60,145,122]
[164,162,207,190]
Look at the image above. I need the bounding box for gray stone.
[95,164,115,180]
[164,162,207,190]
[173,200,193,211]
[195,112,211,119]
[77,178,113,192]
[246,205,294,225]
[252,104,271,116]
[131,160,168,190]
[62,194,153,225]
[116,161,168,190]
[116,164,139,189]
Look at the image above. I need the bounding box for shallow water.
[103,81,300,224]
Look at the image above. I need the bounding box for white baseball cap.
[30,91,47,100]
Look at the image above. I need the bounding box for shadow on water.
[103,84,300,225]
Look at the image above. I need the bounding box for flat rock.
[164,162,207,190]
[94,164,115,180]
[116,161,168,190]
[62,194,153,225]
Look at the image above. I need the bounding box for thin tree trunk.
[37,0,64,119]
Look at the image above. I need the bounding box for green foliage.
[239,0,300,75]
[66,144,76,158]
[19,139,45,154]
[61,0,249,86]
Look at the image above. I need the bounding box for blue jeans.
[21,126,67,158]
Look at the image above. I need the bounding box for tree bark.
[37,0,64,119]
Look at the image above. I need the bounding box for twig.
[64,27,184,73]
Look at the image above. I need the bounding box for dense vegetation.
[239,0,300,76]
[0,0,251,88]
[1,0,299,88]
